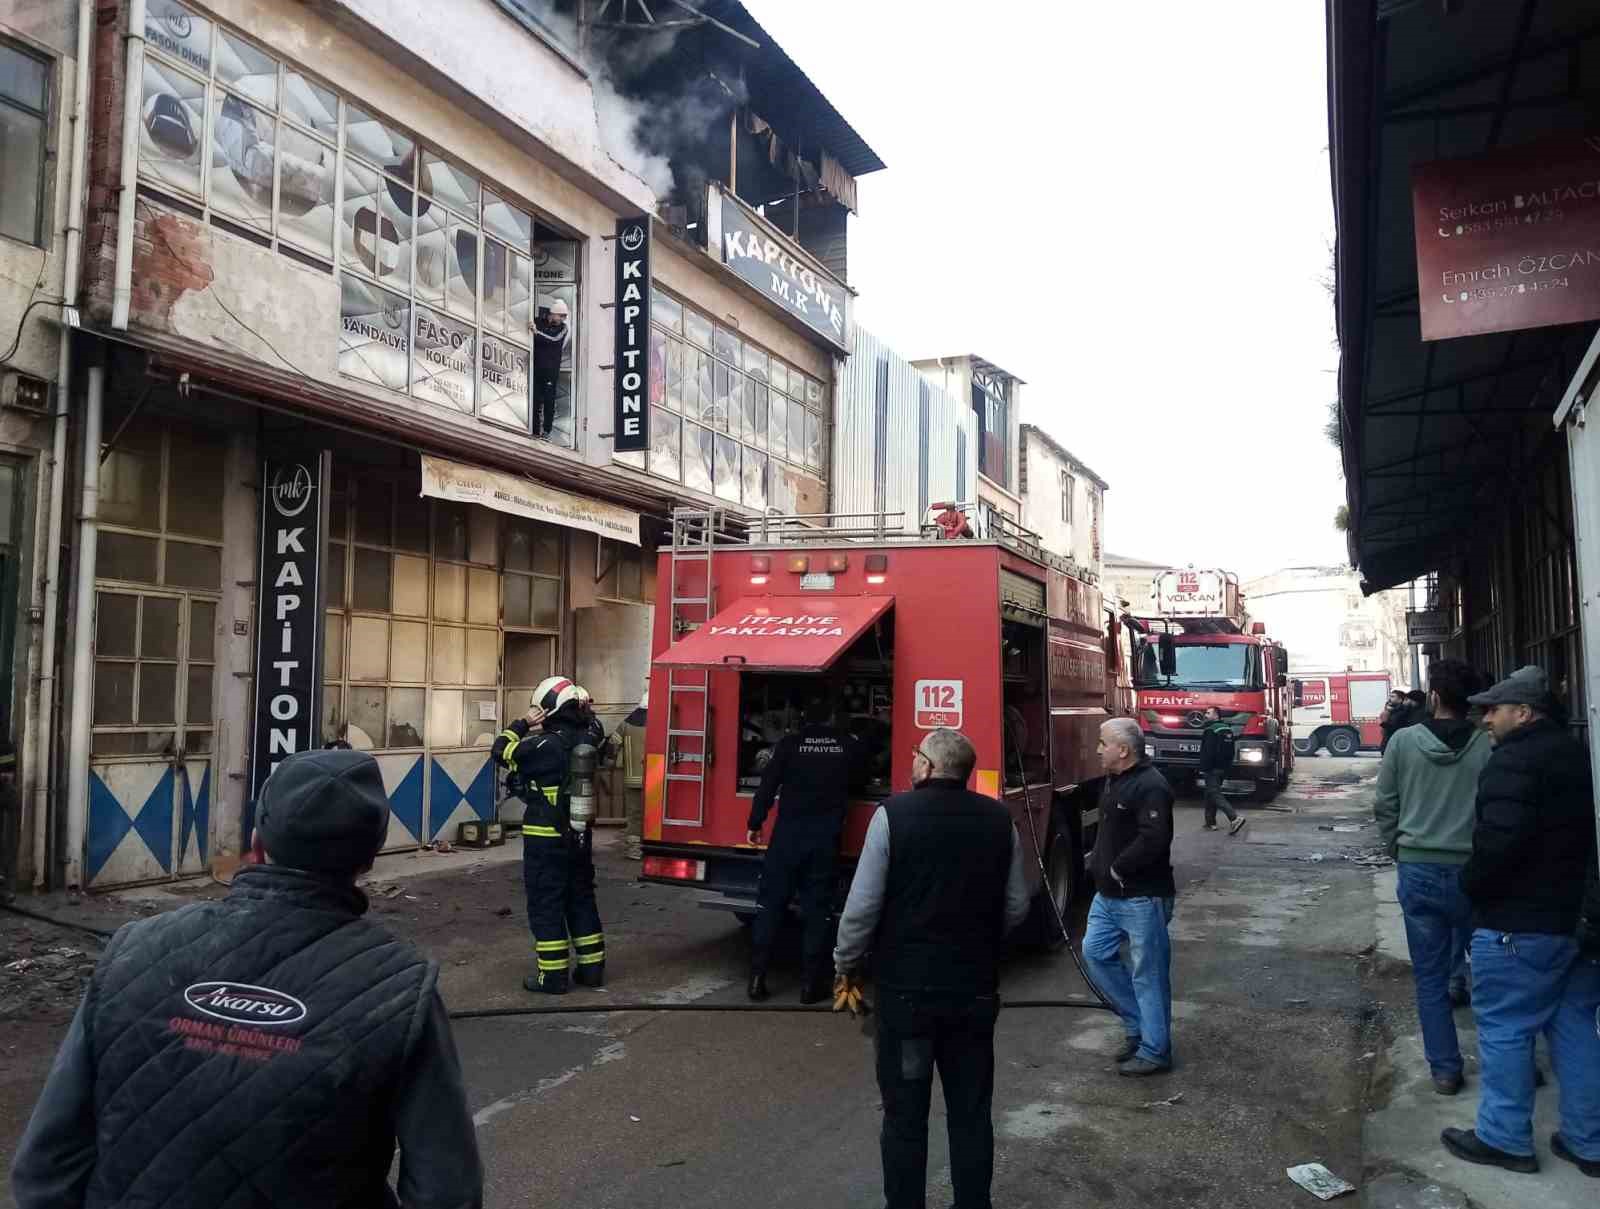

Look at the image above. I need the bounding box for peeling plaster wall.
[0,2,82,887]
[102,0,838,513]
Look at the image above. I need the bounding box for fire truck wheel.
[1326,728,1359,758]
[1293,737,1317,756]
[1021,823,1076,951]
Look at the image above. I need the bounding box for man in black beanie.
[11,749,483,1209]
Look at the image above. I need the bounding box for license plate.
[1177,742,1201,753]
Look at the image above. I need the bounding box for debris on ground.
[430,840,454,854]
[1286,1162,1356,1200]
[1140,1092,1183,1109]
[360,880,406,898]
[0,936,101,1021]
[1346,848,1394,867]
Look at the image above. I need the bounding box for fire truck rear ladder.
[663,510,727,827]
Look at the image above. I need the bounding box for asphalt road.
[0,755,1388,1208]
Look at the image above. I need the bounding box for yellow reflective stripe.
[522,825,559,837]
[537,958,569,971]
[541,786,560,805]
[575,952,606,965]
[571,933,604,947]
[535,940,570,952]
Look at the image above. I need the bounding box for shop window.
[1,40,49,246]
[335,92,581,444]
[596,538,648,605]
[138,1,337,260]
[91,587,215,757]
[323,471,560,753]
[643,290,829,509]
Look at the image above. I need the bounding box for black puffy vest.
[82,865,434,1209]
[875,780,1014,994]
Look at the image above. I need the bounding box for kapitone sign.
[1412,136,1600,341]
[711,185,850,352]
[249,452,329,802]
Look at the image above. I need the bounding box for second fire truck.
[1131,568,1295,799]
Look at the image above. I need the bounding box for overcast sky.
[746,1,1347,578]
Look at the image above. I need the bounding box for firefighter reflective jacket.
[493,706,605,825]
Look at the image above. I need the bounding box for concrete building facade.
[1,0,882,890]
[1018,423,1105,580]
[1244,566,1411,687]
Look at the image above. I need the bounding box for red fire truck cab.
[1131,569,1295,799]
[640,509,1119,936]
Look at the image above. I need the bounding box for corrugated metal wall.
[833,325,976,532]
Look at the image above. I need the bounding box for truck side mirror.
[1292,679,1304,706]
[1276,672,1288,689]
[1158,632,1177,677]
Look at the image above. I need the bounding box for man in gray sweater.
[1374,659,1490,1095]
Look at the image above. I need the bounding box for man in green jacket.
[1374,658,1490,1095]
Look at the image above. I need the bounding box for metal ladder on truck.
[661,509,725,829]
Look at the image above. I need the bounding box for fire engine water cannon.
[1151,568,1249,633]
[568,744,598,832]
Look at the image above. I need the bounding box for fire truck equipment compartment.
[654,594,894,673]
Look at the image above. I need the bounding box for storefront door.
[86,426,224,888]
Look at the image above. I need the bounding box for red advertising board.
[1412,136,1600,341]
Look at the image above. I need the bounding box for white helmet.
[546,298,570,319]
[532,676,581,714]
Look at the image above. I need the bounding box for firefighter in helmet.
[493,676,606,993]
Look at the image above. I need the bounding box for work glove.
[832,970,870,1019]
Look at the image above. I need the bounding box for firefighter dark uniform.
[493,678,607,994]
[747,709,859,1002]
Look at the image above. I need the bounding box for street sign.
[1406,609,1452,645]
[1412,136,1600,341]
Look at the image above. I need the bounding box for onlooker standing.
[1440,666,1599,1175]
[1379,689,1416,753]
[10,750,483,1208]
[1373,658,1489,1095]
[832,728,1030,1209]
[1197,706,1246,835]
[1083,717,1178,1076]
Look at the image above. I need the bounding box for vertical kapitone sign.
[249,452,329,805]
[613,216,651,453]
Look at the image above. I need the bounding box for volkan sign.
[1413,136,1600,341]
[613,216,651,453]
[249,453,328,804]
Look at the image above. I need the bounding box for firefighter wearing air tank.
[493,677,607,994]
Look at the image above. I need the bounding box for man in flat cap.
[1440,666,1600,1178]
[11,749,483,1208]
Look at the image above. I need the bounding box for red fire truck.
[1290,670,1393,756]
[1131,568,1294,799]
[639,507,1122,935]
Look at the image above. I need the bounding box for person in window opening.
[1197,707,1247,836]
[746,697,862,1003]
[532,298,570,441]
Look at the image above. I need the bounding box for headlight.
[1145,745,1156,758]
[1239,747,1265,764]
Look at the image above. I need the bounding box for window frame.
[0,37,51,248]
[1060,470,1075,525]
[639,287,830,511]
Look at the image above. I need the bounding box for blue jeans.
[1082,893,1175,1066]
[1396,862,1473,1077]
[1471,930,1600,1158]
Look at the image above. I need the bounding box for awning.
[654,595,893,672]
[420,454,639,545]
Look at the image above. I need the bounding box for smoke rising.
[512,0,745,203]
